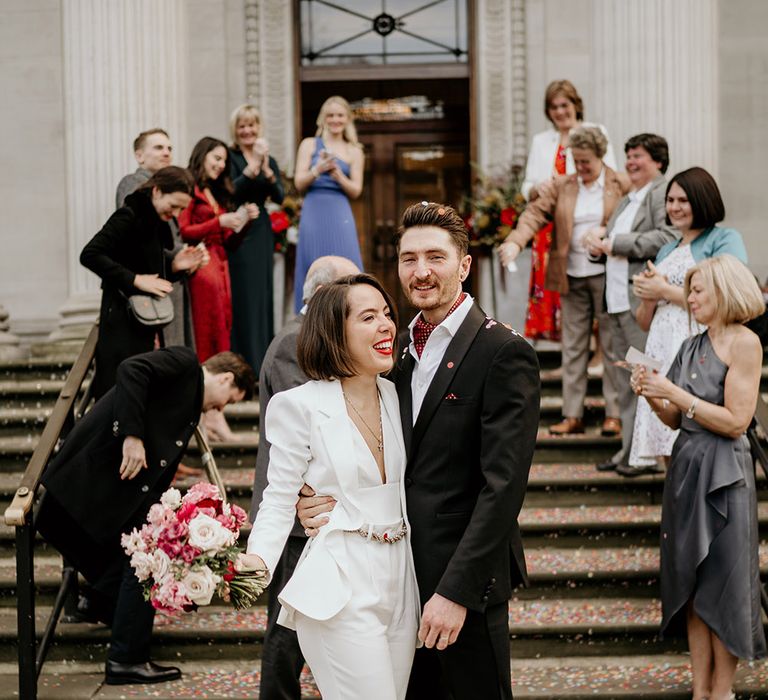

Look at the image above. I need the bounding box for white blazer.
[522,122,617,200]
[247,377,420,630]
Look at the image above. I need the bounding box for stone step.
[4,655,767,699]
[0,429,627,471]
[3,597,765,662]
[0,356,76,381]
[3,545,767,599]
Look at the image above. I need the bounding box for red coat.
[179,187,239,361]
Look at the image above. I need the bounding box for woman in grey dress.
[631,254,766,700]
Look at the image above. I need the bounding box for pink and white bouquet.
[121,483,266,614]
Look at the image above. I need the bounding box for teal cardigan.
[655,226,748,265]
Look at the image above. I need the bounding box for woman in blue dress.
[294,96,364,312]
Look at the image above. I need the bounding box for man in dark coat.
[301,203,540,699]
[37,347,254,685]
[251,254,359,700]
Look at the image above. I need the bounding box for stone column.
[244,0,296,330]
[245,0,296,173]
[49,0,187,345]
[590,0,719,175]
[475,0,528,170]
[474,0,530,325]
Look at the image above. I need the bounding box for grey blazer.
[250,315,309,537]
[605,175,679,313]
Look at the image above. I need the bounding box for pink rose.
[182,483,221,505]
[180,543,201,564]
[230,504,248,527]
[176,501,198,523]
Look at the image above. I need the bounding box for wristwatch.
[685,398,698,419]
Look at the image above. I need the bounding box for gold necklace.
[343,389,383,453]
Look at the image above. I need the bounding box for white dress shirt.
[605,181,653,314]
[408,294,474,423]
[568,169,606,278]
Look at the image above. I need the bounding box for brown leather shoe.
[549,417,585,435]
[601,417,622,436]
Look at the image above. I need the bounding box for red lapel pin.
[447,361,454,368]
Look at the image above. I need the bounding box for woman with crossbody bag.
[80,166,206,399]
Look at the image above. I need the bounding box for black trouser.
[259,535,307,700]
[406,601,511,700]
[98,557,156,664]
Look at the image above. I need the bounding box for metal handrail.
[4,323,99,527]
[7,323,98,699]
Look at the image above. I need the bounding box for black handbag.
[126,293,174,327]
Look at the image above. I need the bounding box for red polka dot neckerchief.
[412,293,467,358]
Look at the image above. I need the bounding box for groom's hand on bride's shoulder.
[297,483,336,537]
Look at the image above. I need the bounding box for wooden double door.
[351,123,469,322]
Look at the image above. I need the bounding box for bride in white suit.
[238,273,420,699]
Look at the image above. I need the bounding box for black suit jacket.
[394,303,540,612]
[39,347,203,580]
[250,315,309,537]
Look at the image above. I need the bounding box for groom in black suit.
[301,203,540,698]
[395,203,539,699]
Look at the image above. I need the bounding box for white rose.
[161,488,182,510]
[130,551,154,581]
[121,529,147,556]
[188,514,235,552]
[286,225,298,244]
[182,565,220,606]
[150,549,172,581]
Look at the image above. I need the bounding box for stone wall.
[0,1,67,340]
[719,0,768,282]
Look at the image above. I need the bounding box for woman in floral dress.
[629,167,748,469]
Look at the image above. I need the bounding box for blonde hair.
[568,125,608,159]
[229,104,261,147]
[315,96,359,146]
[684,255,765,326]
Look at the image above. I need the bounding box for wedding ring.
[303,528,312,537]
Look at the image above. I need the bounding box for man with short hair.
[251,255,360,700]
[301,204,540,699]
[583,133,679,476]
[115,128,195,350]
[116,128,173,207]
[38,347,254,685]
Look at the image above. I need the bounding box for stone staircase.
[1,349,767,698]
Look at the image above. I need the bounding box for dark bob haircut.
[138,166,194,196]
[624,133,669,174]
[665,166,725,229]
[297,274,398,381]
[398,201,469,256]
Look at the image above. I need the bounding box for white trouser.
[294,531,417,700]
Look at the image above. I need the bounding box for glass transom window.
[300,0,468,66]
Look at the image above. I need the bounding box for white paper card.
[505,260,518,273]
[624,346,663,372]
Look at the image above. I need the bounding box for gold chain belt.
[345,522,408,544]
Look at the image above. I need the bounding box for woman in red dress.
[180,137,259,361]
[180,137,259,442]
